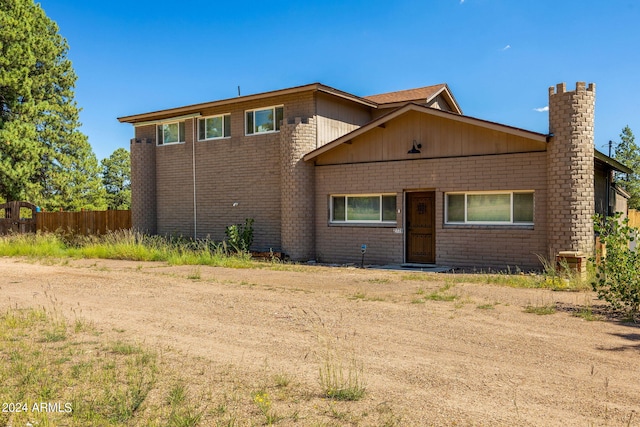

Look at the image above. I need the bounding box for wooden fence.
[0,201,37,234]
[629,209,640,228]
[36,209,131,235]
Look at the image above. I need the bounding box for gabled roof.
[364,84,462,114]
[303,102,548,162]
[118,83,378,124]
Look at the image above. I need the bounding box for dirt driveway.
[1,257,639,426]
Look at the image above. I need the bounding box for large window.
[198,114,231,140]
[445,191,534,225]
[245,106,283,135]
[331,194,397,224]
[157,121,185,145]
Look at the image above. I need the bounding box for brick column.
[279,117,316,260]
[547,82,595,258]
[130,125,157,234]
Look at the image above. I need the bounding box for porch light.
[408,140,422,154]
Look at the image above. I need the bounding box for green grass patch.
[0,231,256,268]
[413,283,458,303]
[573,307,602,321]
[524,304,557,315]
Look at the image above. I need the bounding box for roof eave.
[118,83,377,124]
[594,150,634,174]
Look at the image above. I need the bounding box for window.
[198,114,231,140]
[331,194,397,223]
[445,191,534,225]
[157,121,185,145]
[246,106,283,135]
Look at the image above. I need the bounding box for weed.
[252,390,281,425]
[477,303,495,310]
[187,267,202,280]
[274,373,291,388]
[367,278,390,284]
[350,291,366,300]
[573,307,602,321]
[524,304,556,315]
[110,341,143,355]
[319,353,366,401]
[168,383,188,406]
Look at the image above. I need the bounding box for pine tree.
[101,148,131,210]
[613,126,640,210]
[0,0,105,210]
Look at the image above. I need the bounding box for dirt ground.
[1,257,639,426]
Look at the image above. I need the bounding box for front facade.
[119,81,630,270]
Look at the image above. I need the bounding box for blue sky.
[37,0,640,160]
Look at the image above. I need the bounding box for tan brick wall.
[280,117,316,260]
[135,92,317,250]
[155,119,196,237]
[315,152,548,269]
[130,126,157,234]
[547,82,595,258]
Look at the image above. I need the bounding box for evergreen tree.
[613,126,640,210]
[0,0,105,210]
[101,148,131,210]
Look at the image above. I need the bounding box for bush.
[225,218,254,253]
[592,213,640,317]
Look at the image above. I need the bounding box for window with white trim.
[157,121,185,145]
[245,106,283,135]
[445,191,534,225]
[331,194,397,223]
[198,114,230,140]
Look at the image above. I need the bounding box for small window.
[445,191,534,225]
[198,114,231,140]
[246,106,283,135]
[331,194,397,224]
[157,121,185,145]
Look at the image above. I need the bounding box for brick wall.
[135,92,317,250]
[547,82,595,258]
[315,152,548,269]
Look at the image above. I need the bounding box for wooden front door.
[406,192,436,264]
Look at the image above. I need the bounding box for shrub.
[592,213,640,317]
[225,218,254,253]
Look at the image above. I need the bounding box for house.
[118,81,631,270]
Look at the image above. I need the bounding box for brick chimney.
[130,126,157,235]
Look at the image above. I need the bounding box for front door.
[406,192,436,264]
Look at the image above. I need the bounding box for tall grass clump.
[0,230,256,268]
[0,232,67,257]
[67,230,171,261]
[318,351,366,401]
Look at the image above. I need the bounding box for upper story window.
[198,114,231,141]
[245,106,283,135]
[445,191,534,225]
[157,121,185,145]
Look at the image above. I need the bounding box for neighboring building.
[118,81,631,270]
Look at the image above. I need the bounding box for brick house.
[118,81,631,269]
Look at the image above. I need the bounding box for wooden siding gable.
[305,104,548,165]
